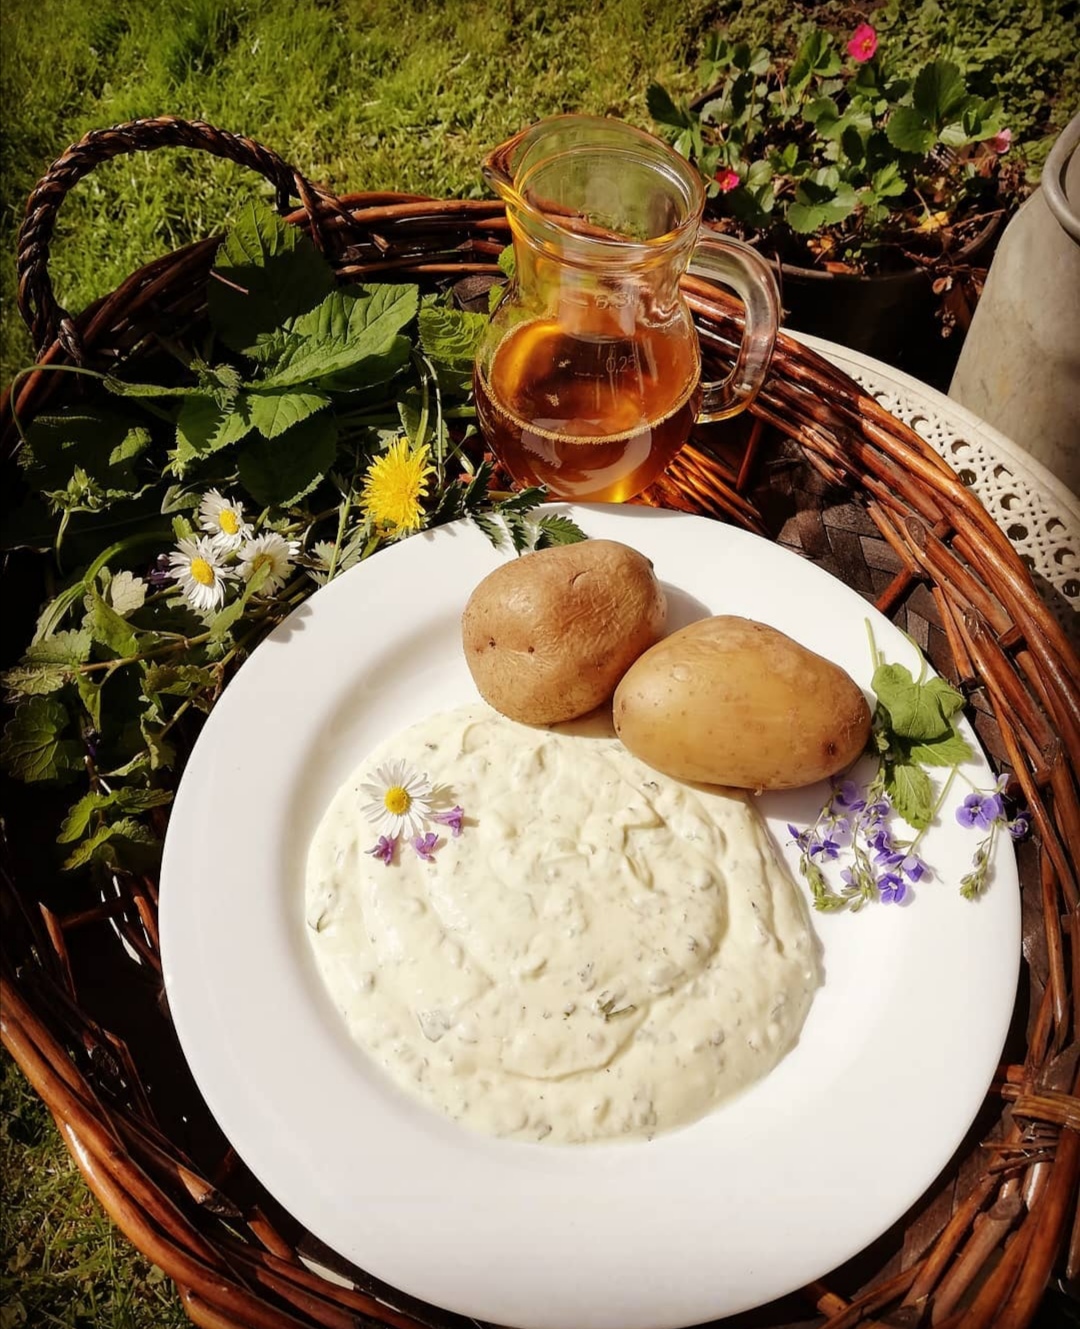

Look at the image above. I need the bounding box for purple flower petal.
[1008,814,1030,841]
[367,835,397,866]
[901,854,929,883]
[832,780,866,812]
[431,805,465,837]
[413,831,439,861]
[878,872,907,904]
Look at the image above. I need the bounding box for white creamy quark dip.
[305,703,821,1144]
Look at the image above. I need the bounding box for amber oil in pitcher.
[474,305,702,504]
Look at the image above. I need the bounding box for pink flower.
[990,127,1012,154]
[847,23,878,62]
[714,167,740,193]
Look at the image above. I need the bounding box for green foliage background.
[1,0,1077,1324]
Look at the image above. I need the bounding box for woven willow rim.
[2,118,1077,1329]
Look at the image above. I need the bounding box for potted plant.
[648,23,1021,384]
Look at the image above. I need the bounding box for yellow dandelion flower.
[360,438,435,534]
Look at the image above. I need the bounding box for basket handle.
[16,116,347,362]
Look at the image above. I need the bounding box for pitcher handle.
[689,234,781,423]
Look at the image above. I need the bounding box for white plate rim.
[160,504,1020,1329]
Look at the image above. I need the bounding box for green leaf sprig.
[1,204,584,880]
[792,622,1024,913]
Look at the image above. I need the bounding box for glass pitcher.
[474,115,780,503]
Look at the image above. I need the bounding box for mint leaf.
[885,760,934,830]
[237,414,339,507]
[254,285,420,389]
[886,105,936,154]
[208,201,335,354]
[0,697,82,783]
[497,247,516,281]
[174,393,254,471]
[247,388,331,440]
[901,730,973,767]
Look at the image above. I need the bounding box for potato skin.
[613,616,871,790]
[462,540,666,725]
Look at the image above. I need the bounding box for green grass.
[1,2,1077,1325]
[0,1051,189,1328]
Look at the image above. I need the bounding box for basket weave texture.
[2,118,1078,1329]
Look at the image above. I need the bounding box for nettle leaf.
[1,663,72,697]
[208,201,335,354]
[0,696,82,783]
[107,570,147,616]
[254,285,420,389]
[247,389,331,440]
[238,413,339,507]
[20,410,150,497]
[62,816,159,872]
[174,393,254,471]
[142,663,219,698]
[59,788,173,844]
[885,761,935,831]
[76,674,102,730]
[886,106,936,155]
[318,335,411,394]
[497,246,516,280]
[419,305,488,371]
[85,585,139,658]
[25,629,93,666]
[913,59,968,127]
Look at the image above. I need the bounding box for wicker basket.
[2,118,1077,1329]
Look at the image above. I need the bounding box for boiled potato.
[462,539,666,725]
[613,616,871,790]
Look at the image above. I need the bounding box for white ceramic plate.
[160,505,1020,1329]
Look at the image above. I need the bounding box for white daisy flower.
[361,760,434,839]
[236,532,298,594]
[168,536,235,613]
[198,488,252,551]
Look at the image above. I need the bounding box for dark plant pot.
[764,213,1002,389]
